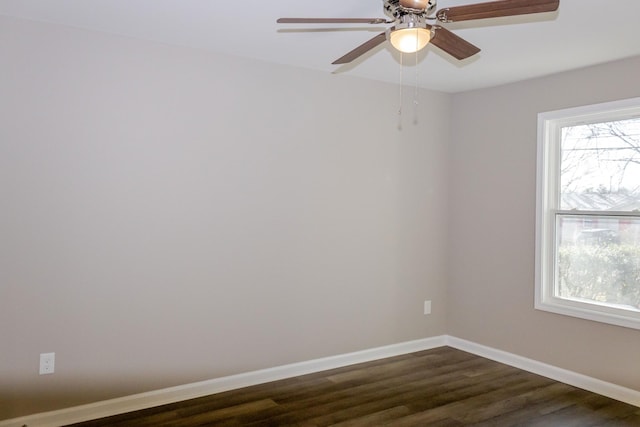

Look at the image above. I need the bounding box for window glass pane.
[556,215,640,311]
[560,118,640,211]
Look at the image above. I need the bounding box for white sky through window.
[561,118,640,197]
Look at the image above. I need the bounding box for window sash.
[553,212,640,312]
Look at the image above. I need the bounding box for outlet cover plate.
[40,352,55,375]
[424,300,432,315]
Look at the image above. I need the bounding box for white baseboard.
[0,336,447,427]
[4,335,639,427]
[445,336,640,408]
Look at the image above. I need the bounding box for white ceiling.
[1,0,639,93]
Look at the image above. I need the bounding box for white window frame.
[535,97,640,330]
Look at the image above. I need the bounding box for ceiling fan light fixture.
[389,27,431,54]
[278,0,559,64]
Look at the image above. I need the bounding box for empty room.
[1,0,640,425]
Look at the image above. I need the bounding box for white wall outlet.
[424,300,432,315]
[39,352,55,375]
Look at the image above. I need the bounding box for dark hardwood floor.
[66,347,640,426]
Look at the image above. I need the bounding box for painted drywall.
[0,16,450,419]
[447,56,640,391]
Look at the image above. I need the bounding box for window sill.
[535,297,640,330]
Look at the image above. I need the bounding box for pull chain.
[397,52,403,130]
[398,33,423,129]
[414,49,419,124]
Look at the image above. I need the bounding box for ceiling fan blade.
[436,0,559,23]
[430,26,481,60]
[277,18,389,24]
[332,32,387,64]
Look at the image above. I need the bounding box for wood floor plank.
[469,382,586,426]
[328,406,412,427]
[65,347,639,427]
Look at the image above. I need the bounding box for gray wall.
[0,16,450,419]
[447,56,640,391]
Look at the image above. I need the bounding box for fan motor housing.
[384,0,436,19]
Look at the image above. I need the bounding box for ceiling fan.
[277,0,559,64]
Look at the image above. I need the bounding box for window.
[536,98,640,329]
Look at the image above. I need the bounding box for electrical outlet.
[424,300,432,315]
[39,352,55,375]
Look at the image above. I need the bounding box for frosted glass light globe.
[389,27,431,54]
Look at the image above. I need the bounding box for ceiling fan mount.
[277,0,559,65]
